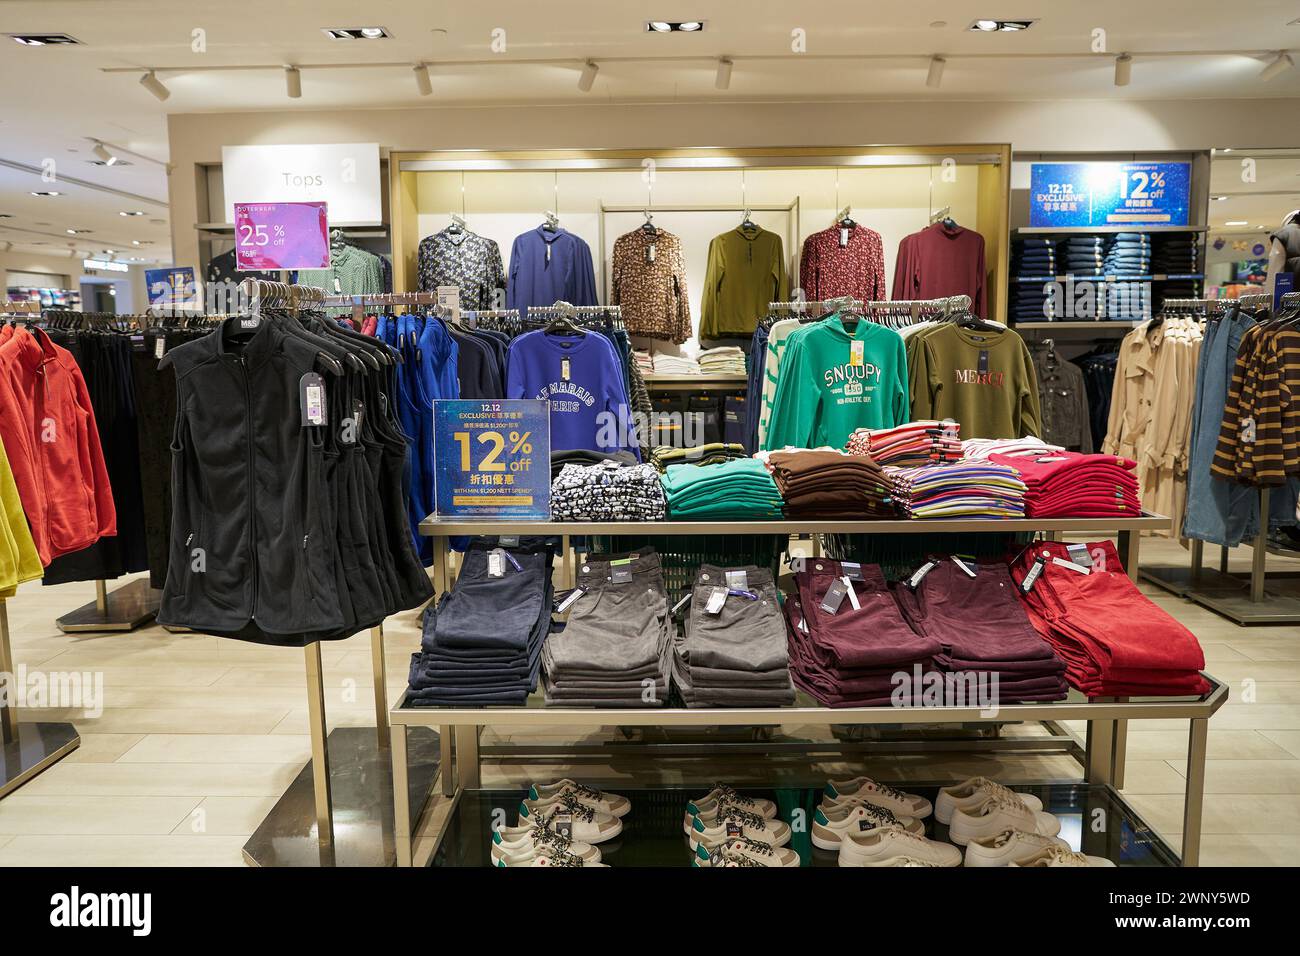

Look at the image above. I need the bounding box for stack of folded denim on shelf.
[1062,234,1108,276]
[1151,234,1199,276]
[884,459,1027,518]
[550,458,667,521]
[1102,232,1151,276]
[757,448,897,519]
[1010,540,1210,697]
[649,442,749,472]
[1104,281,1153,321]
[846,420,962,467]
[1009,238,1058,322]
[989,450,1140,518]
[405,538,554,707]
[698,346,747,375]
[1010,281,1057,322]
[542,547,670,707]
[671,564,796,707]
[890,558,1069,703]
[660,457,784,519]
[783,558,942,707]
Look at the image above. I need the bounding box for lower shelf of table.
[431,783,1178,867]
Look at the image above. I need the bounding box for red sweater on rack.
[892,222,987,319]
[0,327,116,566]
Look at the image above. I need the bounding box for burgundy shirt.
[799,224,886,302]
[892,222,987,318]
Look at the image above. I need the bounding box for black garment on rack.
[205,248,276,288]
[1073,348,1119,453]
[40,330,149,584]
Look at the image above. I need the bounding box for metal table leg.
[304,642,334,853]
[1085,713,1115,786]
[371,625,390,750]
[433,536,449,598]
[456,725,481,788]
[392,722,412,867]
[1181,717,1209,867]
[440,724,455,796]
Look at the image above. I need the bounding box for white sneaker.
[963,828,1069,867]
[517,794,624,844]
[491,824,602,865]
[497,850,609,867]
[811,802,923,850]
[878,857,943,867]
[822,777,933,819]
[689,806,791,851]
[683,786,776,833]
[527,779,631,818]
[947,796,1060,846]
[693,837,800,868]
[1009,845,1116,867]
[934,777,1043,824]
[839,825,962,867]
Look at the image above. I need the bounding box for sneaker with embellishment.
[838,825,962,867]
[517,793,623,844]
[498,849,609,867]
[693,837,800,868]
[822,777,933,818]
[1009,844,1116,867]
[689,806,791,851]
[948,795,1060,846]
[527,779,630,817]
[811,801,923,850]
[934,777,1043,824]
[491,824,602,865]
[683,785,777,833]
[963,828,1070,867]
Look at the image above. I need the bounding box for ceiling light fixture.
[91,141,119,166]
[285,66,302,98]
[139,70,170,101]
[715,57,733,90]
[359,27,387,39]
[645,21,706,32]
[323,27,390,40]
[578,60,599,92]
[973,20,998,31]
[1260,51,1294,81]
[969,19,1035,32]
[1114,53,1132,86]
[1213,196,1229,201]
[120,210,145,217]
[926,55,946,88]
[413,63,432,96]
[1225,220,1249,226]
[7,33,80,46]
[30,191,60,197]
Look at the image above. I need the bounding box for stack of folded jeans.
[550,459,667,521]
[1102,232,1151,276]
[1011,238,1056,278]
[884,460,1027,518]
[1063,235,1108,276]
[1151,234,1199,275]
[847,420,962,466]
[784,558,941,707]
[1010,281,1057,322]
[671,564,795,707]
[542,547,670,707]
[990,450,1140,518]
[760,448,897,519]
[660,457,784,519]
[1104,280,1152,321]
[405,538,554,706]
[1010,540,1210,697]
[890,558,1068,703]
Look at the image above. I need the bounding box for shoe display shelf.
[390,513,1225,868]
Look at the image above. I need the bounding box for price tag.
[840,227,850,248]
[725,569,748,590]
[154,337,166,359]
[299,372,327,427]
[487,551,505,578]
[705,586,728,615]
[819,579,849,615]
[1052,556,1091,575]
[561,357,571,382]
[951,556,977,578]
[552,814,573,840]
[840,561,864,581]
[1020,555,1048,593]
[842,576,861,610]
[1066,543,1093,568]
[906,560,938,590]
[647,243,656,264]
[554,587,587,613]
[725,820,744,838]
[850,340,865,367]
[671,591,692,615]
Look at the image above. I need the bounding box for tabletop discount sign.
[433,400,551,520]
[233,201,330,271]
[1029,162,1191,228]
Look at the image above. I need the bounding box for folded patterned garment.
[550,459,667,521]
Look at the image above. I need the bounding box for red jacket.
[0,327,116,566]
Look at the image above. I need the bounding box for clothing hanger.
[447,213,466,235]
[835,205,856,229]
[641,209,657,236]
[542,210,561,232]
[543,300,585,337]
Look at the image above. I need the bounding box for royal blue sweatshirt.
[505,226,599,315]
[505,330,639,457]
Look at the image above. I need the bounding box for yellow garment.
[0,432,42,592]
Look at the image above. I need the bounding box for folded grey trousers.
[672,651,795,706]
[682,564,790,673]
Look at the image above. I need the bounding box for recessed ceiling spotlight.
[1225,220,1249,226]
[930,21,947,28]
[120,210,145,217]
[88,159,132,167]
[969,19,1035,32]
[645,21,706,32]
[7,33,80,46]
[0,213,12,219]
[323,27,390,40]
[92,141,118,166]
[1213,196,1229,201]
[31,191,60,197]
[66,228,91,234]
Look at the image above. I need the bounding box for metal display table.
[392,512,1222,866]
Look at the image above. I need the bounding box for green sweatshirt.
[700,225,789,339]
[764,316,909,450]
[911,323,1042,439]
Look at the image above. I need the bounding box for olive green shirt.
[700,225,789,339]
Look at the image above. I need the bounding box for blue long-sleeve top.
[505,226,599,315]
[505,330,639,458]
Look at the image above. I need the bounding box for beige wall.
[167,97,1300,270]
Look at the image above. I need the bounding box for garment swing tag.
[850,340,865,367]
[842,576,861,610]
[545,244,552,264]
[1020,555,1048,594]
[705,586,728,615]
[561,357,571,382]
[840,227,850,248]
[647,243,656,264]
[154,337,166,359]
[554,587,587,613]
[333,277,342,294]
[1052,556,1091,575]
[840,561,864,581]
[487,550,506,578]
[552,814,573,841]
[819,579,849,615]
[906,560,938,590]
[299,372,327,427]
[978,350,990,374]
[671,591,693,615]
[951,556,977,577]
[725,569,748,590]
[1066,542,1094,568]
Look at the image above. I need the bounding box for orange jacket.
[0,327,116,566]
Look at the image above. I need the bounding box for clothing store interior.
[1,0,1299,879]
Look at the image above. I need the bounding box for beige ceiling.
[3,0,1300,266]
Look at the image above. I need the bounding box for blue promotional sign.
[145,266,197,308]
[433,399,551,520]
[1029,162,1192,228]
[1275,271,1294,310]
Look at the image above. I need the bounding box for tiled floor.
[1,536,1297,866]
